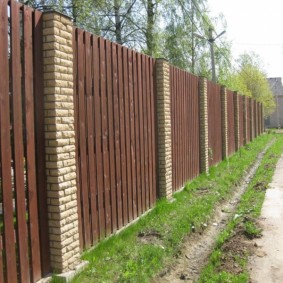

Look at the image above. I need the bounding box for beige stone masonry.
[155,59,172,198]
[221,86,228,159]
[199,77,209,174]
[42,12,80,273]
[233,92,240,151]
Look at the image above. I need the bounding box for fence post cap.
[43,10,72,21]
[156,57,169,62]
[199,76,207,80]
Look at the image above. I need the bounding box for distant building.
[265,77,283,128]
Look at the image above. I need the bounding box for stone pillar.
[155,59,172,198]
[42,12,80,273]
[233,92,240,151]
[199,77,209,174]
[221,86,228,159]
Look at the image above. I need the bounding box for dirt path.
[153,144,272,283]
[249,154,283,283]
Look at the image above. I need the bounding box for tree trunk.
[146,0,154,56]
[114,0,122,45]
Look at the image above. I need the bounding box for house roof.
[268,77,283,97]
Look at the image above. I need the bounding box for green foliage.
[219,52,276,115]
[244,220,262,239]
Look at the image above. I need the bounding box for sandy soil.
[249,154,283,283]
[152,145,271,283]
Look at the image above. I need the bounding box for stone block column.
[155,59,172,198]
[233,92,240,151]
[221,86,228,159]
[199,77,209,174]
[42,12,80,273]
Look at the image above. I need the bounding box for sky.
[208,0,283,79]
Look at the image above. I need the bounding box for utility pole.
[194,27,226,82]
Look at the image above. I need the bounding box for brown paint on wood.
[0,1,18,281]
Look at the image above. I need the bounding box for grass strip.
[53,134,275,283]
[198,134,283,283]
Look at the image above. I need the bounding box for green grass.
[62,134,277,283]
[198,134,283,283]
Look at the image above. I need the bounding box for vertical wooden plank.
[93,37,106,238]
[183,71,186,184]
[170,67,174,191]
[150,58,156,204]
[133,51,141,216]
[181,70,184,185]
[23,6,42,281]
[184,72,187,181]
[145,57,153,207]
[142,55,149,210]
[185,73,188,180]
[187,74,191,180]
[34,8,50,273]
[122,47,133,222]
[172,67,176,191]
[73,28,84,250]
[106,40,117,232]
[0,235,3,283]
[112,43,123,229]
[100,38,111,236]
[177,69,181,187]
[137,53,145,212]
[77,29,91,246]
[128,50,137,219]
[85,33,98,243]
[136,53,143,211]
[73,28,83,248]
[0,1,18,282]
[192,75,195,176]
[117,45,128,225]
[11,2,30,282]
[173,67,177,191]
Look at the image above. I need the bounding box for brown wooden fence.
[73,29,157,249]
[227,90,235,156]
[246,98,251,143]
[170,66,200,192]
[0,0,267,280]
[0,1,49,282]
[207,81,222,166]
[255,101,260,137]
[239,95,245,147]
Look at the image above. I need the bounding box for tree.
[221,52,275,116]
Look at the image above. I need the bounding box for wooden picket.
[73,30,157,248]
[0,1,49,282]
[170,66,200,192]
